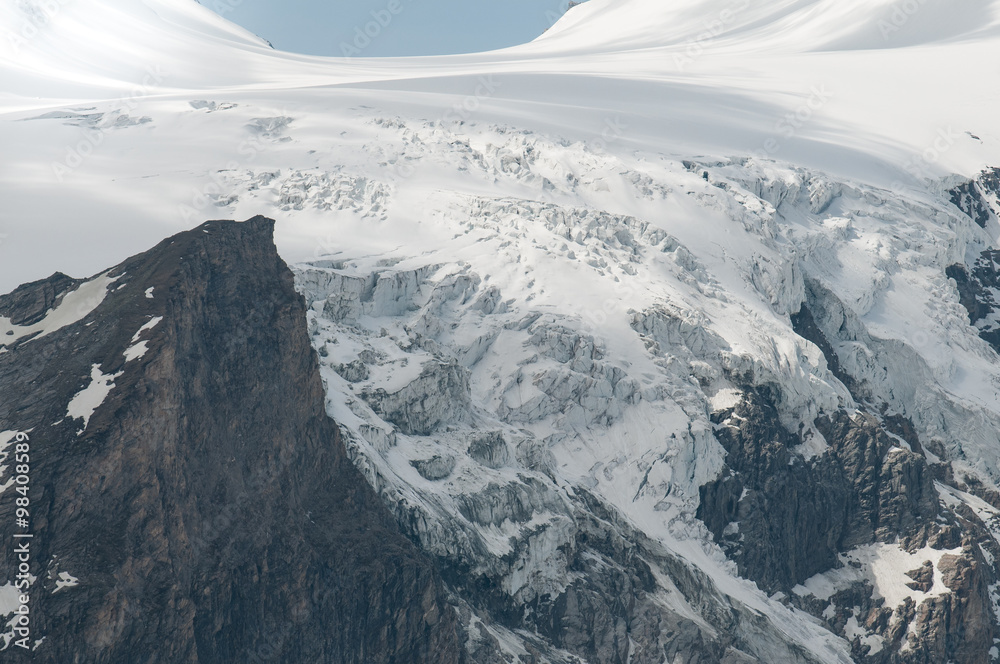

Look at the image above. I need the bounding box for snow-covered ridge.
[538,0,1000,52]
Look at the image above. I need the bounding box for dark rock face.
[544,505,726,664]
[947,250,1000,353]
[699,386,849,590]
[905,561,934,593]
[950,181,991,228]
[926,554,994,664]
[0,217,460,663]
[699,388,939,592]
[698,385,999,662]
[949,167,1000,229]
[790,303,857,392]
[0,272,82,326]
[443,489,759,664]
[815,411,941,548]
[698,283,1000,662]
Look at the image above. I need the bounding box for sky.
[199,0,574,57]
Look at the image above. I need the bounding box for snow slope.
[1,0,999,288]
[2,0,1000,661]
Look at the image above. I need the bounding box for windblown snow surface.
[3,0,1000,661]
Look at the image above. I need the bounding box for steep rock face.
[699,387,855,591]
[949,167,1000,229]
[946,168,1000,354]
[947,250,1000,352]
[0,217,460,663]
[695,285,1000,662]
[0,272,82,326]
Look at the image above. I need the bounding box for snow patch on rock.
[66,364,122,431]
[52,572,79,593]
[0,272,119,349]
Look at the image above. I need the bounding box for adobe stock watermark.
[6,0,75,54]
[568,111,636,335]
[888,126,960,196]
[591,116,628,152]
[674,0,752,71]
[543,0,584,29]
[198,0,246,18]
[5,431,33,651]
[901,127,960,181]
[377,76,504,178]
[51,65,167,182]
[439,76,503,126]
[877,0,930,40]
[339,0,411,57]
[579,274,642,336]
[751,84,834,161]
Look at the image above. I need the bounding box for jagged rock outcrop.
[946,168,1000,356]
[949,167,1000,229]
[699,385,998,662]
[0,217,460,663]
[947,249,1000,352]
[0,272,82,326]
[694,277,1000,662]
[699,389,944,589]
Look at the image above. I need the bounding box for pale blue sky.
[201,0,573,57]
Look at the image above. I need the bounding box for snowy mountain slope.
[2,0,1000,288]
[539,0,1000,52]
[3,0,1000,661]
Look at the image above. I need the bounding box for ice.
[2,1,1000,293]
[845,612,885,656]
[131,316,163,342]
[121,315,163,362]
[708,387,742,411]
[123,341,149,362]
[0,583,22,650]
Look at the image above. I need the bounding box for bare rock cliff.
[0,216,461,663]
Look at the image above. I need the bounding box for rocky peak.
[0,216,460,662]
